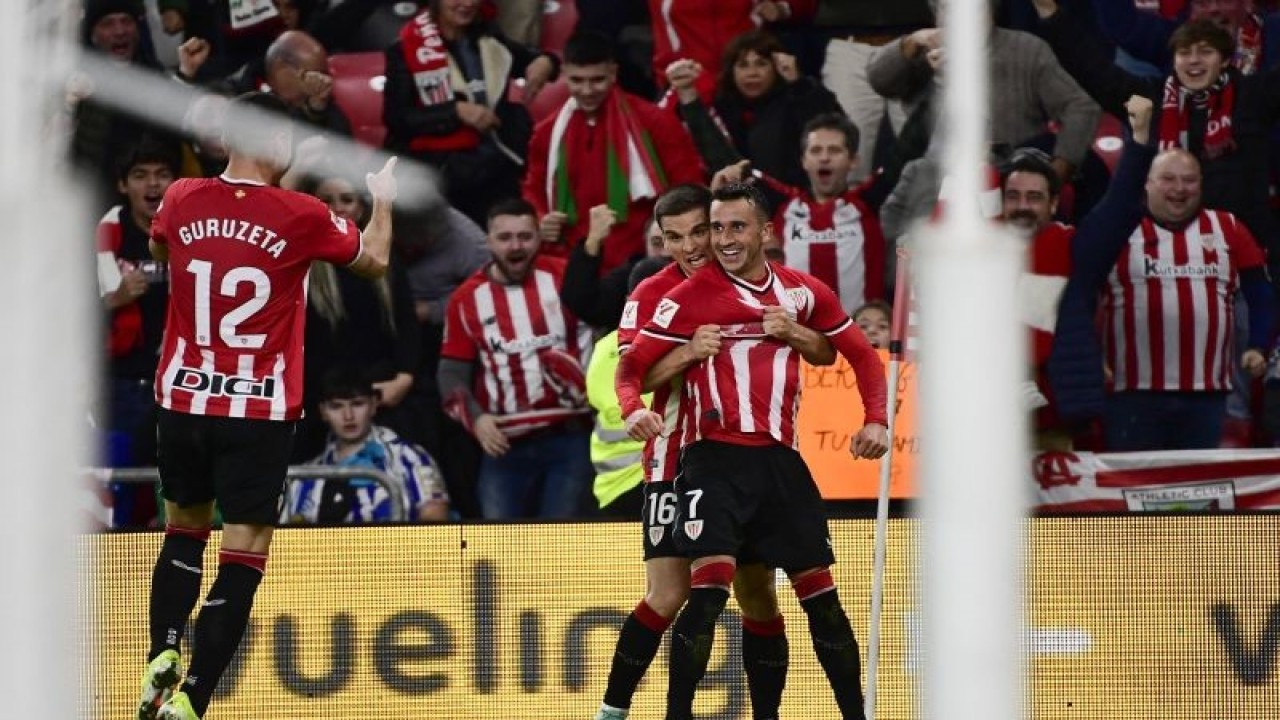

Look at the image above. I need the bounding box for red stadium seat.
[1092,113,1125,175]
[329,51,387,148]
[539,0,579,59]
[508,78,571,124]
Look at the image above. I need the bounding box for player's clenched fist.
[688,324,722,360]
[850,423,889,460]
[762,305,798,342]
[625,409,664,441]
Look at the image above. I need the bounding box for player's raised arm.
[348,156,397,279]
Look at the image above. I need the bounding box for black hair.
[653,183,712,229]
[628,256,672,293]
[317,366,376,403]
[802,112,861,157]
[711,182,772,222]
[563,30,616,66]
[115,135,181,183]
[1001,146,1060,198]
[485,197,538,225]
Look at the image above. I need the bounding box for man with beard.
[437,197,596,518]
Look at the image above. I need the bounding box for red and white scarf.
[400,10,454,109]
[1235,13,1264,75]
[1157,71,1237,159]
[545,89,667,225]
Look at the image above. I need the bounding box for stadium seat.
[539,0,579,59]
[329,51,388,148]
[1092,113,1124,175]
[508,78,571,124]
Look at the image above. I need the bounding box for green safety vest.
[585,330,650,509]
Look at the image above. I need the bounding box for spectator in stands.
[868,1,1101,219]
[560,206,669,330]
[667,30,845,191]
[294,171,423,461]
[1032,7,1280,279]
[710,112,889,314]
[493,0,542,47]
[95,138,180,523]
[282,368,450,523]
[383,0,559,225]
[813,0,934,183]
[396,200,490,518]
[1091,0,1280,75]
[522,30,704,275]
[1049,133,1273,451]
[437,198,595,519]
[853,300,892,350]
[73,0,184,208]
[648,0,817,103]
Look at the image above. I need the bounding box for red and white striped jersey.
[150,176,362,421]
[626,262,887,449]
[773,188,886,313]
[619,262,690,483]
[442,256,594,430]
[1103,210,1265,392]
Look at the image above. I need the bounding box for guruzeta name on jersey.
[176,217,290,258]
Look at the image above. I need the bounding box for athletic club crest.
[648,526,665,546]
[683,519,704,540]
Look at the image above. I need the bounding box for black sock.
[603,600,672,709]
[741,616,788,720]
[148,531,208,661]
[800,590,865,720]
[665,587,729,720]
[182,558,264,717]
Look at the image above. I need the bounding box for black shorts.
[156,407,296,526]
[641,481,681,560]
[673,440,835,572]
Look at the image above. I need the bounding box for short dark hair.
[486,197,538,226]
[1001,146,1060,197]
[802,112,861,157]
[1169,19,1236,59]
[563,30,616,66]
[317,366,376,403]
[628,256,671,292]
[711,182,771,222]
[115,135,181,182]
[223,91,292,159]
[653,183,712,229]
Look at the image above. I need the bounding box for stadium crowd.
[85,0,1280,527]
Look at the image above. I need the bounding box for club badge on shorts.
[648,526,664,546]
[683,519,703,540]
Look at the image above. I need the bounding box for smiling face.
[710,198,770,281]
[1001,170,1057,239]
[564,61,616,115]
[1146,150,1203,225]
[1173,41,1227,91]
[659,208,712,275]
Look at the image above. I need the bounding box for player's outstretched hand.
[625,409,664,441]
[366,156,398,204]
[851,423,889,460]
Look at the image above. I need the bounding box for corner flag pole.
[865,248,915,720]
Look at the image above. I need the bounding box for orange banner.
[797,350,918,499]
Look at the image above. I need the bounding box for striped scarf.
[1157,71,1237,160]
[544,89,667,226]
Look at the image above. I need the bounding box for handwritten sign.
[796,350,918,500]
